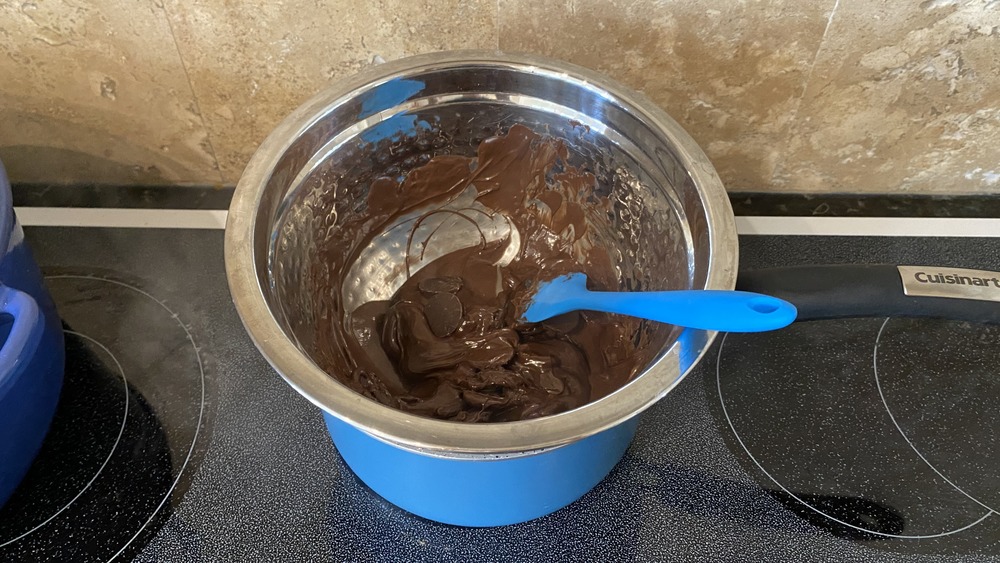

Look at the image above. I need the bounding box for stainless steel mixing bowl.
[225,51,738,457]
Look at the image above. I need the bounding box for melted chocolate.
[318,124,649,423]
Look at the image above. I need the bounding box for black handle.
[736,264,1000,324]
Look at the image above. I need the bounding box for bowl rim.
[224,50,738,456]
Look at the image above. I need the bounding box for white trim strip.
[15,207,227,230]
[735,216,1000,238]
[12,207,1000,238]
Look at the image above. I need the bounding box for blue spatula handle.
[524,273,797,332]
[571,289,796,331]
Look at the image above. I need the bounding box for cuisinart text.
[897,265,1000,303]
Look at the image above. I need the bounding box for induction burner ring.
[0,275,209,562]
[0,330,128,547]
[52,275,208,563]
[874,318,998,515]
[716,330,993,539]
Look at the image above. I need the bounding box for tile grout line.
[157,0,226,186]
[15,208,1000,238]
[16,208,228,229]
[735,216,1000,237]
[767,0,841,187]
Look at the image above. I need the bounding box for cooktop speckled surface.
[0,216,998,561]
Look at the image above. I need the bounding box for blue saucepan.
[226,53,738,526]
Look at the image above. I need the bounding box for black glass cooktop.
[713,317,1000,555]
[0,271,209,562]
[1,223,998,562]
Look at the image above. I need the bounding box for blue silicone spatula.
[522,273,797,332]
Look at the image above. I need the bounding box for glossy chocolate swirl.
[320,124,650,422]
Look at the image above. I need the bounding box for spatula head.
[521,272,589,323]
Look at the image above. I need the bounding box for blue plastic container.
[0,159,65,509]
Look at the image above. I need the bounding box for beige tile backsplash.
[1,0,997,193]
[161,0,497,182]
[0,0,218,186]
